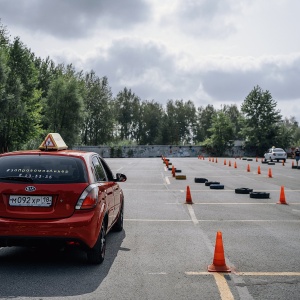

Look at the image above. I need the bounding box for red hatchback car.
[0,133,126,264]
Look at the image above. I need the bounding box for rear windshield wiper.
[0,176,34,183]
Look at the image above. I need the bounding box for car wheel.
[113,203,124,232]
[87,222,106,264]
[249,192,270,199]
[235,188,253,194]
[276,159,279,162]
[194,177,208,183]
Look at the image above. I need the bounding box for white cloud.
[0,0,299,121]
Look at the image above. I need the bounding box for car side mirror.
[115,173,127,182]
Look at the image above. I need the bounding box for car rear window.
[0,155,88,184]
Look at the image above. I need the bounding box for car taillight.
[76,184,98,210]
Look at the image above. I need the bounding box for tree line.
[0,22,299,156]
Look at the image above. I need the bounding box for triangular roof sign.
[39,133,68,150]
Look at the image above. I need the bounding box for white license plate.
[9,195,52,207]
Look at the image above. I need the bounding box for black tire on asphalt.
[210,184,224,189]
[249,192,270,199]
[87,222,106,264]
[235,188,253,194]
[194,177,208,183]
[113,203,124,232]
[205,181,220,186]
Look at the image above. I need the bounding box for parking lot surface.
[0,157,299,300]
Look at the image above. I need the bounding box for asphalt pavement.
[0,157,299,300]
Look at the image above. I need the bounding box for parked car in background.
[0,133,126,264]
[264,147,287,162]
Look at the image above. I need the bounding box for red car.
[0,133,126,264]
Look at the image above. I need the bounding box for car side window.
[92,156,107,182]
[99,157,114,181]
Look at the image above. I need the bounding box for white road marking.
[213,273,234,300]
[187,204,199,225]
[165,176,170,185]
[124,219,300,223]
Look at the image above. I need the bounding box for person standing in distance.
[295,147,300,166]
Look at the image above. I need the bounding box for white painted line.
[187,205,199,225]
[124,219,300,223]
[148,272,167,275]
[236,272,300,276]
[166,202,300,205]
[165,176,170,185]
[124,219,192,222]
[116,167,123,171]
[186,271,300,276]
[213,273,234,300]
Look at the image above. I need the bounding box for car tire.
[268,162,275,165]
[235,188,253,194]
[249,192,270,199]
[87,222,106,264]
[113,203,124,232]
[210,184,224,189]
[194,177,208,183]
[205,181,220,186]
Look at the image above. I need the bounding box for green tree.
[43,72,83,147]
[139,100,163,144]
[81,72,114,145]
[1,37,42,151]
[114,87,140,141]
[222,104,243,140]
[240,85,281,155]
[202,111,234,156]
[275,116,299,150]
[195,104,216,143]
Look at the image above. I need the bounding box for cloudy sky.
[1,0,300,121]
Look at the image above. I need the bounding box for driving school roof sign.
[39,133,68,150]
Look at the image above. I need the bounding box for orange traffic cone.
[277,186,288,205]
[247,164,250,172]
[257,165,261,174]
[292,161,294,168]
[256,157,258,162]
[234,161,237,168]
[185,186,193,204]
[282,160,285,166]
[224,159,227,165]
[228,160,231,167]
[216,158,218,163]
[208,232,231,272]
[268,168,273,178]
[212,158,215,163]
[172,165,175,177]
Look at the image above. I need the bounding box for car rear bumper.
[0,210,101,248]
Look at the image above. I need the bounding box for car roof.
[0,149,96,159]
